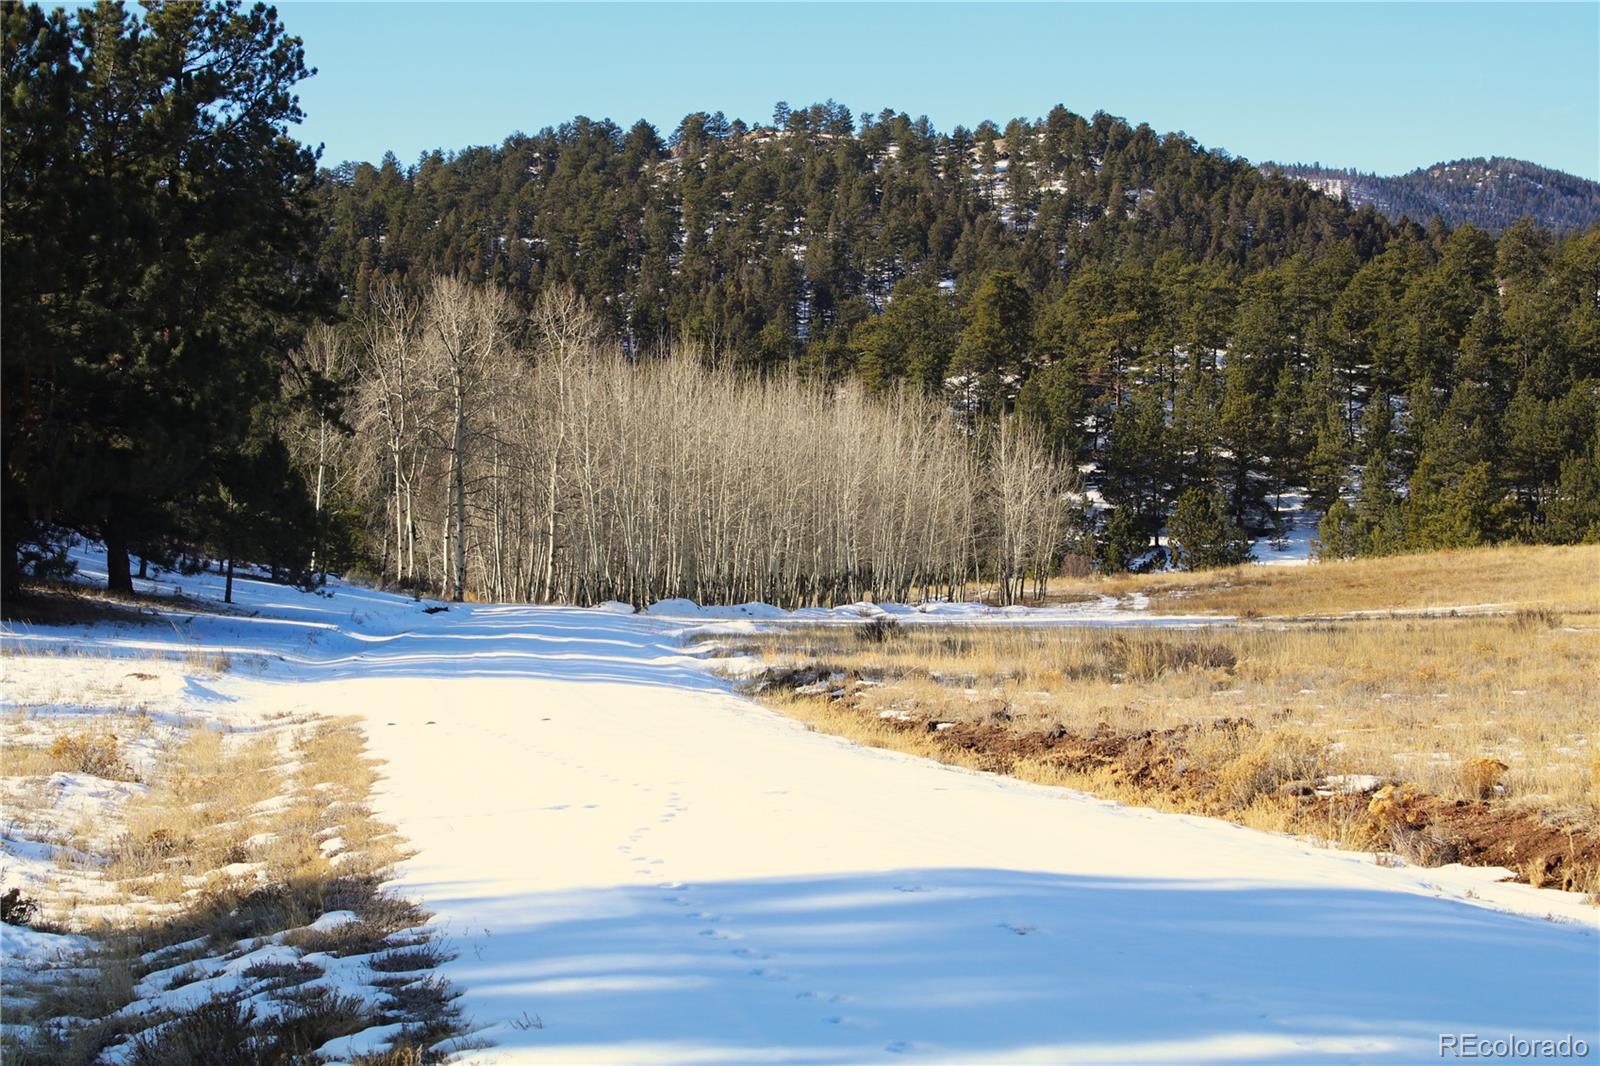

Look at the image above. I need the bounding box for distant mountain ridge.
[1264,157,1600,234]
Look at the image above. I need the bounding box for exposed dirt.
[1366,788,1600,891]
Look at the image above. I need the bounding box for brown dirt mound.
[1364,788,1600,892]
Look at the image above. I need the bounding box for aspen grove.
[306,279,1080,606]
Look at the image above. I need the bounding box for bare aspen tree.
[283,323,354,575]
[987,416,1081,604]
[335,279,1079,607]
[356,278,424,587]
[529,286,601,602]
[420,277,517,601]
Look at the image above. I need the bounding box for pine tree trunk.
[225,557,235,604]
[1,533,21,601]
[105,519,133,595]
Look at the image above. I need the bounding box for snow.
[1320,774,1386,795]
[3,545,1596,1063]
[647,595,1220,630]
[306,909,362,934]
[319,1022,409,1061]
[1253,489,1318,566]
[0,923,91,969]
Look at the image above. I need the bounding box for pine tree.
[2,0,328,593]
[1546,423,1600,543]
[853,281,956,393]
[1097,506,1148,572]
[1100,385,1176,535]
[1403,300,1513,549]
[1169,487,1252,570]
[1218,348,1268,530]
[1353,446,1405,556]
[1303,352,1351,512]
[949,270,1032,416]
[1,3,83,595]
[1315,498,1360,560]
[1015,361,1090,455]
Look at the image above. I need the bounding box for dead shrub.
[2,886,40,926]
[1112,635,1237,681]
[1571,859,1600,905]
[1211,729,1325,810]
[239,958,322,988]
[177,881,320,947]
[351,1045,431,1066]
[113,827,186,875]
[48,731,134,780]
[859,616,902,644]
[1509,608,1561,632]
[1056,553,1095,579]
[370,942,453,973]
[1390,823,1462,867]
[183,648,233,674]
[1458,757,1509,800]
[272,986,372,1059]
[1367,784,1417,831]
[374,974,461,1027]
[127,998,273,1066]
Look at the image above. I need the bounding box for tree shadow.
[412,867,1599,1063]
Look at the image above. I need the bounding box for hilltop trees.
[310,102,1386,357]
[950,272,1033,415]
[2,0,328,594]
[1266,159,1600,235]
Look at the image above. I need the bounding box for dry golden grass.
[93,718,410,930]
[7,708,455,1064]
[770,692,1334,839]
[0,740,73,778]
[749,611,1598,817]
[742,546,1600,892]
[1036,542,1600,618]
[760,628,1600,896]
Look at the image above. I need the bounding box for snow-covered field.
[3,552,1597,1063]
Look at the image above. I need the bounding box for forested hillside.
[309,105,1600,577]
[4,0,1597,603]
[314,103,1392,358]
[1267,158,1600,235]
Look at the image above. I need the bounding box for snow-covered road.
[7,561,1598,1063]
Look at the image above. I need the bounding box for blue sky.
[282,2,1600,179]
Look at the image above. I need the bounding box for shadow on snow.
[416,867,1600,1063]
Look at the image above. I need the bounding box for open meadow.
[729,544,1600,894]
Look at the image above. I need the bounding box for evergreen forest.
[5,2,1597,604]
